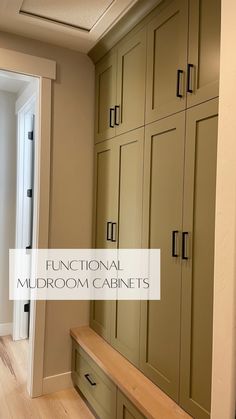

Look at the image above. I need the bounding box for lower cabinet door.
[140,112,185,401]
[90,140,119,342]
[72,341,117,419]
[180,98,218,419]
[110,128,144,366]
[117,391,145,419]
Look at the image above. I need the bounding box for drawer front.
[117,390,145,419]
[72,341,116,419]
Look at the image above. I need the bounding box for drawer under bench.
[72,340,116,419]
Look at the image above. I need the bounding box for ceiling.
[0,70,33,93]
[0,0,140,53]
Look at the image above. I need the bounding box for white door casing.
[14,95,36,341]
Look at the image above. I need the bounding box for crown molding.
[88,0,163,63]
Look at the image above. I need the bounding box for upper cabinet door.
[116,27,147,135]
[187,0,221,108]
[95,51,117,143]
[145,0,188,124]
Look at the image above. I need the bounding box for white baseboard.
[42,371,73,395]
[0,322,13,336]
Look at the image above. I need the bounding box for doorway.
[13,77,38,341]
[0,69,38,390]
[0,47,55,398]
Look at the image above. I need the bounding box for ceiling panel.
[0,0,160,53]
[20,0,115,31]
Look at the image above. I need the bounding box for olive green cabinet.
[91,128,144,362]
[91,1,220,417]
[145,0,220,124]
[95,27,147,143]
[140,98,218,417]
[117,391,145,419]
[179,98,218,419]
[115,27,147,136]
[110,129,144,366]
[95,51,117,142]
[72,341,117,419]
[145,0,188,124]
[140,112,185,400]
[187,0,221,108]
[90,140,119,341]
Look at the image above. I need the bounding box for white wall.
[0,31,94,383]
[0,90,17,331]
[211,0,236,417]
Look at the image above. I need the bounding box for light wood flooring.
[0,335,94,419]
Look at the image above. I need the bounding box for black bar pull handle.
[84,373,96,386]
[176,69,183,98]
[111,222,117,242]
[109,108,115,128]
[106,222,112,241]
[187,64,194,93]
[182,232,189,260]
[172,230,179,257]
[115,105,120,126]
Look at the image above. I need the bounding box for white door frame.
[0,48,56,397]
[13,92,36,341]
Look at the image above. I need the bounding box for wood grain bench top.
[70,326,192,419]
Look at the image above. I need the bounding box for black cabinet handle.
[172,230,179,257]
[187,64,194,93]
[176,69,183,98]
[106,222,112,241]
[109,108,115,128]
[115,105,120,126]
[111,222,117,242]
[182,232,189,260]
[84,373,96,386]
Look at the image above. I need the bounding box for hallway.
[0,336,94,419]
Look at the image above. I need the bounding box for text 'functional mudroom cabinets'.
[71,1,221,418]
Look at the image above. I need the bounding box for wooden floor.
[0,335,95,419]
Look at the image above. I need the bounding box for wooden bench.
[70,326,192,419]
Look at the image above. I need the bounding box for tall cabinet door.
[187,0,221,108]
[180,99,218,419]
[145,0,188,124]
[90,141,119,341]
[95,51,117,143]
[140,113,185,401]
[111,128,144,366]
[116,28,147,136]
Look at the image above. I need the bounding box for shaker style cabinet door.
[93,141,119,250]
[117,391,145,419]
[180,99,218,419]
[110,128,144,366]
[140,112,185,401]
[145,0,188,124]
[90,141,119,341]
[187,0,221,108]
[95,51,117,143]
[115,28,147,136]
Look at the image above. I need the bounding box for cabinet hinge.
[28,131,34,140]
